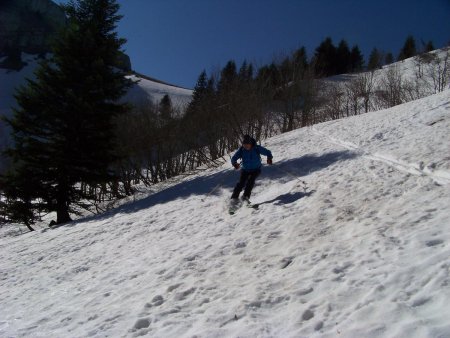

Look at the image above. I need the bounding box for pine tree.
[385,52,394,65]
[313,37,337,76]
[186,70,208,118]
[1,0,130,226]
[336,39,351,74]
[218,60,238,93]
[279,57,293,83]
[398,35,417,61]
[367,48,382,70]
[292,46,308,79]
[424,40,434,52]
[159,94,172,122]
[349,45,364,72]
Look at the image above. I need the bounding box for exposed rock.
[117,52,132,72]
[0,0,132,71]
[0,0,66,69]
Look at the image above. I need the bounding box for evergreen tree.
[385,52,394,65]
[349,45,364,72]
[367,47,382,70]
[1,0,130,226]
[398,35,417,61]
[159,94,172,121]
[292,46,308,79]
[246,63,254,81]
[313,37,337,76]
[218,60,238,93]
[336,39,351,74]
[185,70,208,120]
[238,60,254,83]
[424,40,435,52]
[267,62,281,87]
[279,57,293,82]
[190,71,208,104]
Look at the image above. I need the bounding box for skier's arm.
[231,148,242,166]
[257,146,273,160]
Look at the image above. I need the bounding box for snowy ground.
[0,90,449,337]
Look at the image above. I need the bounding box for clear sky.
[57,0,450,89]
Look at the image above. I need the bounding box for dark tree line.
[313,37,364,76]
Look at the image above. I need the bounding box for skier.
[230,135,273,205]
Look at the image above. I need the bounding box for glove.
[233,162,240,170]
[267,158,273,165]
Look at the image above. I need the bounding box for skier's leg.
[231,170,249,199]
[243,169,261,198]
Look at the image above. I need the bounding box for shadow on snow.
[61,149,358,227]
[252,190,315,208]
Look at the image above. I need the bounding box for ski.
[228,199,242,215]
[228,199,259,214]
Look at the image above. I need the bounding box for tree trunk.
[56,185,72,224]
[56,205,71,224]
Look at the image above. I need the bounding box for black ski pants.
[231,169,261,199]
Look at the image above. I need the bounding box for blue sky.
[57,0,450,89]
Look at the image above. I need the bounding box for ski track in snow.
[311,128,450,186]
[0,91,449,337]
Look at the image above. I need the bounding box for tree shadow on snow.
[114,150,357,214]
[63,149,358,226]
[261,149,358,181]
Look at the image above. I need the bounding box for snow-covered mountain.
[1,88,449,337]
[124,73,193,109]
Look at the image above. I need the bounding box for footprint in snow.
[145,295,164,308]
[426,239,443,247]
[268,231,282,239]
[174,287,196,301]
[280,256,294,269]
[133,317,151,330]
[234,241,247,249]
[332,262,352,274]
[167,283,183,292]
[314,321,324,331]
[302,309,314,321]
[296,287,314,296]
[412,297,431,307]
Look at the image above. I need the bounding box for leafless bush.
[374,66,404,109]
[323,82,345,120]
[426,49,450,93]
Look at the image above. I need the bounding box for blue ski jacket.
[231,145,273,171]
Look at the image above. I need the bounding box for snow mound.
[0,90,449,337]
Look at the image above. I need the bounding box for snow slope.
[123,74,192,109]
[328,47,450,86]
[0,90,449,337]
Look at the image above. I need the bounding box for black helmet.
[242,135,256,146]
